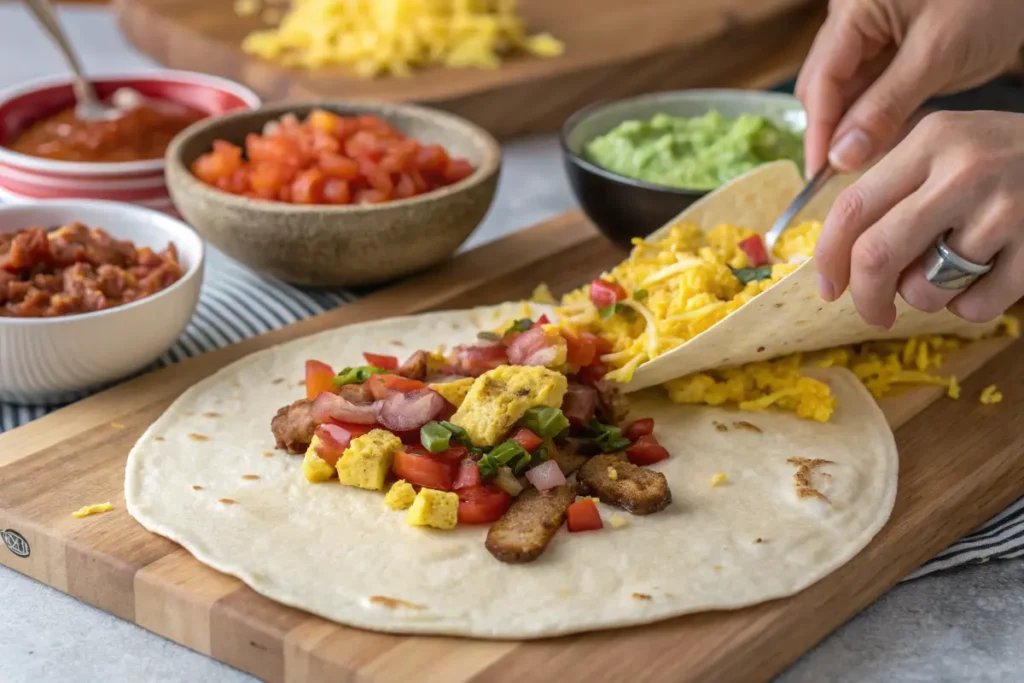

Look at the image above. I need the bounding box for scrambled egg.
[240,0,564,77]
[71,502,113,518]
[557,221,813,382]
[337,429,402,491]
[609,514,628,529]
[531,283,557,305]
[302,436,335,483]
[450,365,567,447]
[406,488,459,530]
[980,385,1003,405]
[428,377,475,408]
[384,480,417,510]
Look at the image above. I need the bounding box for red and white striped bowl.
[0,70,260,214]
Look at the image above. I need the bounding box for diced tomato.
[305,359,336,400]
[393,450,455,491]
[319,153,360,180]
[437,400,457,421]
[738,235,769,267]
[626,434,670,466]
[562,329,598,367]
[322,178,352,204]
[443,158,474,183]
[624,418,655,441]
[566,499,603,532]
[589,279,628,308]
[366,374,390,401]
[381,374,427,392]
[430,445,469,466]
[534,314,551,326]
[577,361,609,385]
[456,485,512,525]
[291,168,326,204]
[453,459,482,490]
[451,343,508,376]
[511,427,543,452]
[312,422,359,466]
[363,353,399,371]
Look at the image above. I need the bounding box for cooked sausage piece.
[338,382,374,404]
[577,453,671,515]
[551,440,590,477]
[593,379,630,426]
[270,398,316,454]
[397,350,429,380]
[485,483,578,564]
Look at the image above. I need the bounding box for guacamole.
[584,110,804,191]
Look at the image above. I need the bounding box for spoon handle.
[23,0,101,106]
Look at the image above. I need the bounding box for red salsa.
[8,100,204,163]
[0,222,183,318]
[190,110,475,205]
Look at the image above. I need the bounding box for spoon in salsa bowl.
[23,0,121,121]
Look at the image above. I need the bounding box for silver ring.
[922,231,993,291]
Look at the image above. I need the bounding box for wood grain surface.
[110,0,826,138]
[2,211,1023,683]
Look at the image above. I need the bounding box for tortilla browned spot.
[756,346,766,352]
[219,498,237,505]
[713,421,728,432]
[188,433,210,442]
[390,340,405,346]
[202,411,221,418]
[263,451,274,457]
[754,538,763,543]
[272,378,285,385]
[787,457,834,504]
[297,379,305,386]
[774,303,784,309]
[369,596,425,610]
[154,436,165,442]
[733,421,762,433]
[632,593,651,601]
[192,485,203,491]
[110,422,126,430]
[242,474,260,480]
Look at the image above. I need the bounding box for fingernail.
[817,274,836,302]
[828,129,872,171]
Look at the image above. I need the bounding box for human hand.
[795,0,1024,175]
[815,110,1024,327]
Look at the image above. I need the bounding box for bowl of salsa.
[561,89,806,247]
[0,70,260,213]
[0,200,204,405]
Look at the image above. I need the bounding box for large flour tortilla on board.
[126,302,897,639]
[624,161,997,392]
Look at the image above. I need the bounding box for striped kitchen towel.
[1,246,1021,580]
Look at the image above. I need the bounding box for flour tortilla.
[624,160,997,392]
[126,302,897,639]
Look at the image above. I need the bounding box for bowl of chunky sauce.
[0,71,260,213]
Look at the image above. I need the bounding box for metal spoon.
[764,163,835,257]
[23,0,120,121]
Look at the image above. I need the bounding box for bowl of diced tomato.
[165,101,501,286]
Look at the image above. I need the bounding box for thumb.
[828,26,942,172]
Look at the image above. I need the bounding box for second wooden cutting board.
[2,211,1024,682]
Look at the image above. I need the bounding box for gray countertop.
[1,6,1021,681]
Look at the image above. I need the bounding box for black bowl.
[560,89,805,248]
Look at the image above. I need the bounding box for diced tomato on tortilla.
[312,422,365,466]
[366,374,390,400]
[589,279,627,308]
[626,434,670,466]
[363,353,399,371]
[431,445,470,466]
[453,459,482,490]
[562,329,599,367]
[456,485,512,525]
[532,314,551,327]
[451,342,508,376]
[393,450,454,491]
[577,361,609,385]
[381,374,427,393]
[304,360,336,400]
[566,498,603,532]
[624,418,655,441]
[738,235,769,267]
[510,427,543,452]
[506,326,561,366]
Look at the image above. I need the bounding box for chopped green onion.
[438,421,472,447]
[519,406,570,439]
[477,331,501,342]
[503,318,534,336]
[478,440,528,477]
[332,365,388,386]
[420,422,452,454]
[633,288,648,302]
[588,419,633,453]
[730,265,773,285]
[599,302,628,320]
[513,451,532,475]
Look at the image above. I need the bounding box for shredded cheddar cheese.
[72,502,113,518]
[980,385,1003,405]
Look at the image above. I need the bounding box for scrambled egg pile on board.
[554,221,1020,422]
[238,0,564,77]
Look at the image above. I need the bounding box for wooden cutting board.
[111,0,826,138]
[2,211,1024,683]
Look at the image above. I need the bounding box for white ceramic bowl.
[0,200,204,404]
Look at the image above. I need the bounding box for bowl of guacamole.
[561,90,806,247]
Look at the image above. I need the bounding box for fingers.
[814,140,930,299]
[847,189,953,328]
[947,241,1023,323]
[898,196,1017,318]
[828,25,943,172]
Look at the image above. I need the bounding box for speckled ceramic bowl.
[562,89,806,247]
[165,102,501,287]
